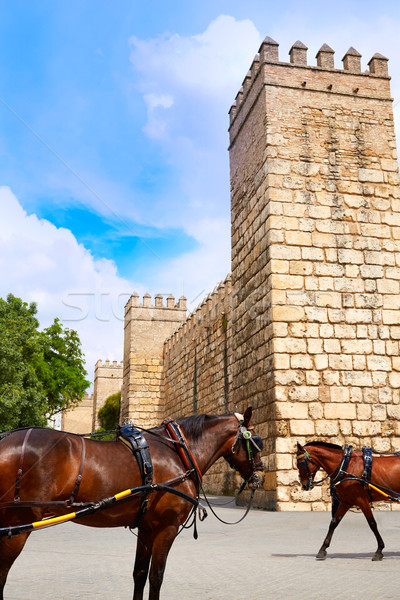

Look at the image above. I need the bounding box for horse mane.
[305,441,342,451]
[176,414,221,439]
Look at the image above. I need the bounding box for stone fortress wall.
[162,276,235,493]
[121,293,187,428]
[61,391,95,434]
[92,360,123,430]
[77,35,400,511]
[228,38,400,509]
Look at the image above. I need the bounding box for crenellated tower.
[92,359,123,430]
[229,38,399,509]
[121,293,187,427]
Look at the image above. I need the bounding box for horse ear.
[243,407,252,426]
[297,442,304,452]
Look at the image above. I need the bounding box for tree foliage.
[0,294,89,430]
[98,391,121,431]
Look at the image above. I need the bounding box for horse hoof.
[372,553,383,562]
[316,550,327,560]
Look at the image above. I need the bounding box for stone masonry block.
[285,231,312,246]
[372,404,387,421]
[341,339,373,354]
[275,402,308,419]
[345,309,373,324]
[329,354,353,370]
[304,307,328,323]
[353,421,381,436]
[330,387,350,402]
[274,338,306,353]
[269,246,301,260]
[324,403,356,419]
[272,306,305,322]
[289,420,315,436]
[389,372,400,388]
[270,274,304,289]
[358,168,384,183]
[383,310,400,325]
[291,354,313,369]
[315,420,339,436]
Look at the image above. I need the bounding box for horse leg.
[358,497,385,561]
[316,501,349,560]
[0,532,30,599]
[147,524,178,600]
[132,529,153,600]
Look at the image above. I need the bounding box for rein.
[198,484,257,526]
[160,415,263,526]
[162,418,203,487]
[0,414,263,536]
[0,477,205,540]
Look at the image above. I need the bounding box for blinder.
[297,448,327,490]
[230,422,264,477]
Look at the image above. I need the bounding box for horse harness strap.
[118,425,153,485]
[362,447,373,481]
[331,444,353,487]
[117,425,154,528]
[14,428,33,502]
[162,418,203,486]
[12,429,86,507]
[330,446,400,504]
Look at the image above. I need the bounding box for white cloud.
[143,216,231,311]
[0,186,141,385]
[130,15,261,100]
[128,15,262,300]
[143,93,174,139]
[129,16,261,228]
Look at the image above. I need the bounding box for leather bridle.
[297,448,329,490]
[227,420,264,490]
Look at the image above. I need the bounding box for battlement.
[95,359,123,369]
[229,37,391,133]
[165,274,232,349]
[125,292,187,315]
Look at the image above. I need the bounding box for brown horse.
[296,441,400,561]
[0,408,263,599]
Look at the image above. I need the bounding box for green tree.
[98,391,120,430]
[0,294,89,430]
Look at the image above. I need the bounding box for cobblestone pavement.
[5,500,400,599]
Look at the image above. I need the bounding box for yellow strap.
[368,483,400,502]
[32,512,76,529]
[31,487,133,531]
[114,489,132,501]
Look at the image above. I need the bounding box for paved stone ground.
[5,499,400,599]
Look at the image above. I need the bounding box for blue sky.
[1,0,400,382]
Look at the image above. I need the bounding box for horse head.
[296,442,321,490]
[224,407,264,489]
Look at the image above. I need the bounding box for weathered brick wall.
[229,38,400,510]
[163,277,235,493]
